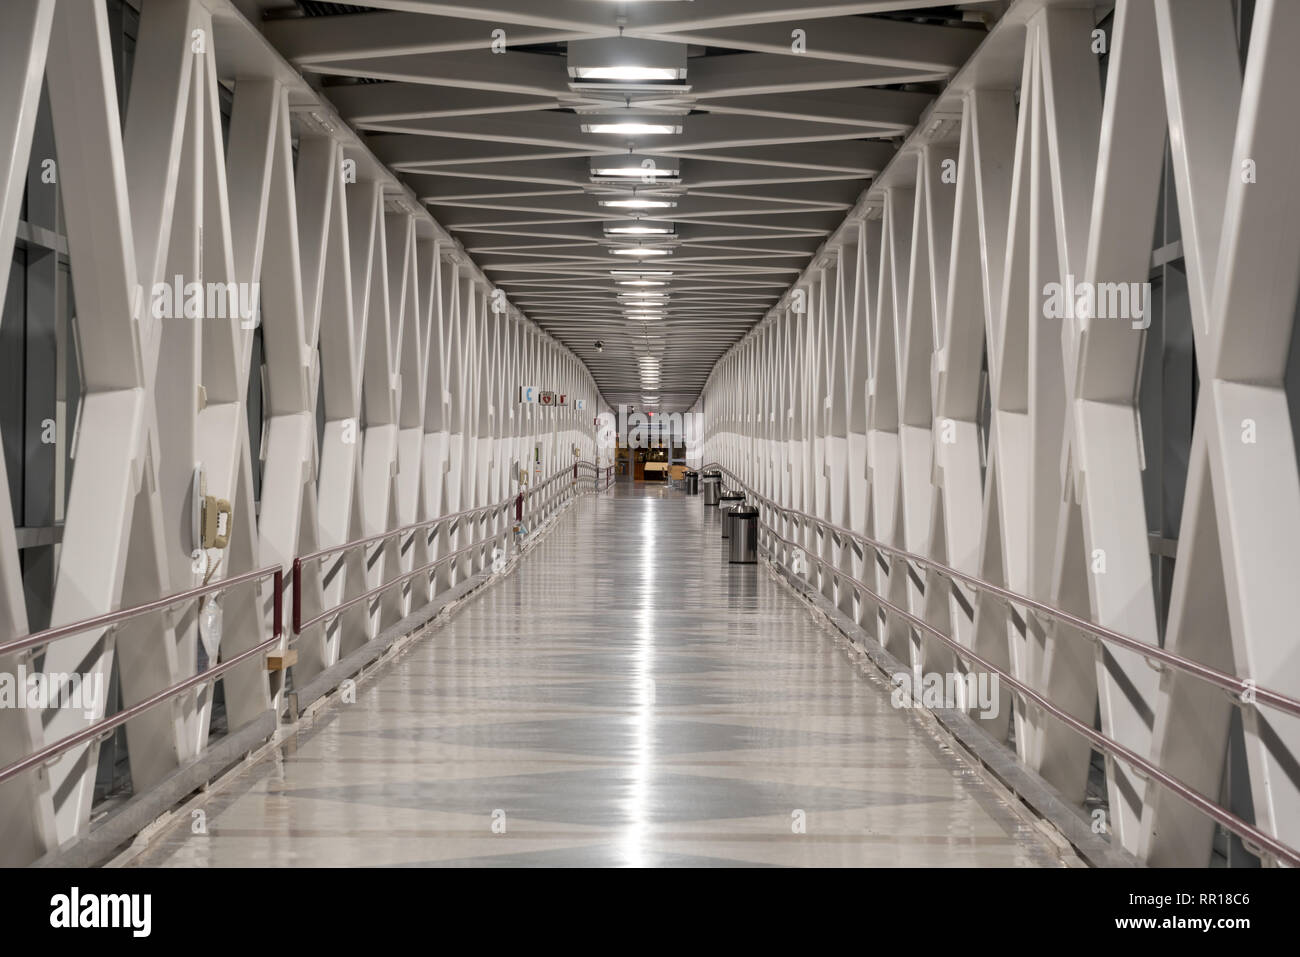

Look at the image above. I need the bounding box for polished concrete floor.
[131,482,1065,867]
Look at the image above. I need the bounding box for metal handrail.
[705,463,1300,720]
[295,532,506,634]
[705,463,1300,867]
[0,564,283,660]
[292,462,595,633]
[578,460,615,491]
[0,565,284,787]
[296,459,600,569]
[297,500,507,566]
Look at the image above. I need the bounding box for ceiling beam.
[326,84,557,123]
[630,15,983,72]
[263,12,591,63]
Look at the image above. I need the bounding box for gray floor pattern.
[130,482,1065,867]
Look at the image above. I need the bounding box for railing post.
[290,558,300,635]
[274,567,285,640]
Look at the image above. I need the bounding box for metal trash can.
[719,491,744,537]
[728,506,759,563]
[684,470,699,495]
[702,470,722,506]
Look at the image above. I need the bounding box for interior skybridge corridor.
[3,0,1300,911]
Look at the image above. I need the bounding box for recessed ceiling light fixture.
[576,65,679,81]
[592,160,679,181]
[581,116,683,136]
[567,38,687,82]
[616,279,667,286]
[600,198,677,209]
[612,247,671,256]
[605,224,674,235]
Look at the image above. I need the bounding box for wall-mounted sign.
[520,386,567,406]
[575,399,585,411]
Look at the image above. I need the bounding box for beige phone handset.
[193,468,233,550]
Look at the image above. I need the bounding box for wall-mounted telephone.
[193,467,233,550]
[202,495,232,549]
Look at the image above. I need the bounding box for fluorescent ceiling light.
[568,38,688,82]
[592,166,678,178]
[611,270,672,277]
[582,118,682,136]
[577,66,679,81]
[605,225,674,235]
[612,247,671,256]
[588,122,679,135]
[600,199,676,209]
[617,280,666,286]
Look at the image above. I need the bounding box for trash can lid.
[702,470,721,477]
[731,506,760,517]
[719,491,744,500]
[684,469,698,477]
